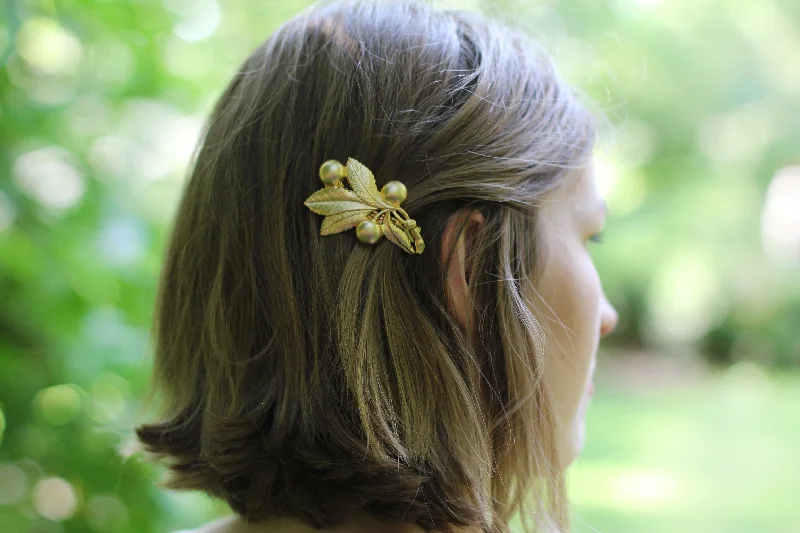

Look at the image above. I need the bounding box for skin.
[182,163,617,533]
[444,162,618,466]
[528,163,618,464]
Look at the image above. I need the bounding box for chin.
[558,420,587,469]
[573,420,587,458]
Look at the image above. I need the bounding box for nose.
[599,293,618,338]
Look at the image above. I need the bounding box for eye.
[587,231,604,244]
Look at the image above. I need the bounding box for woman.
[136,0,618,532]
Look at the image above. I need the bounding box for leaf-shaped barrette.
[304,158,425,254]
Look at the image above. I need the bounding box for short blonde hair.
[136,1,595,531]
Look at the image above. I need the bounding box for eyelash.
[588,231,604,244]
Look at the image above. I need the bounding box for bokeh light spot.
[64,96,113,141]
[595,153,647,215]
[86,495,129,532]
[88,100,203,184]
[569,462,688,511]
[697,105,776,165]
[12,146,86,212]
[5,53,79,105]
[761,166,800,267]
[609,468,681,509]
[88,373,130,424]
[0,463,28,505]
[32,477,79,521]
[16,18,83,75]
[165,0,221,42]
[33,384,83,426]
[97,218,147,267]
[647,250,725,345]
[164,36,214,78]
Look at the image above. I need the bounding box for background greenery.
[0,0,798,532]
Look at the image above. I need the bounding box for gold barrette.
[303,158,425,254]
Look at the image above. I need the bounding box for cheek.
[537,248,602,417]
[537,253,603,466]
[543,249,601,361]
[558,246,603,342]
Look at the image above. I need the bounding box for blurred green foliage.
[0,0,798,531]
[571,363,800,533]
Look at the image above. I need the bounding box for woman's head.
[136,0,615,531]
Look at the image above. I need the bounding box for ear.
[441,210,485,331]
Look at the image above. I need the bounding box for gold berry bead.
[380,181,407,205]
[319,160,345,186]
[355,220,382,244]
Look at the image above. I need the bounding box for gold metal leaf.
[411,226,425,254]
[346,158,393,209]
[382,215,414,254]
[320,209,374,235]
[304,187,373,216]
